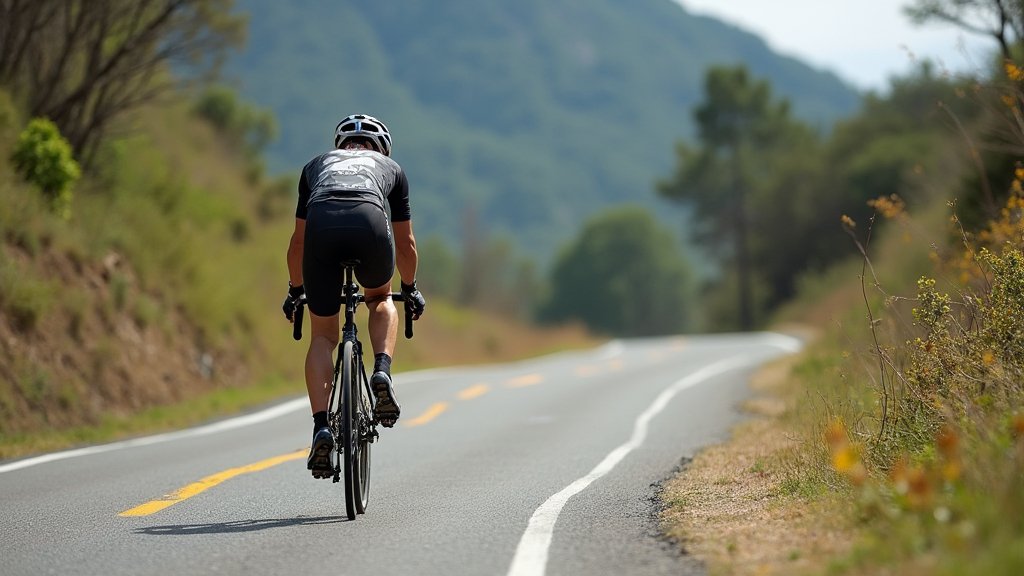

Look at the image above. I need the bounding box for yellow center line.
[457,383,490,400]
[574,365,597,377]
[506,373,544,388]
[119,449,306,517]
[404,402,449,427]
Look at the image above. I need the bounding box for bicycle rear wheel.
[341,340,358,520]
[352,342,372,514]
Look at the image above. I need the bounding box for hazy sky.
[676,0,994,91]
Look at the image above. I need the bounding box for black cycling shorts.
[303,200,395,317]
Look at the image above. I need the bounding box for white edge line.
[595,339,624,361]
[0,368,455,475]
[507,336,800,576]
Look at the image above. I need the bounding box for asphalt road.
[0,332,800,576]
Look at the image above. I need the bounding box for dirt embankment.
[0,243,250,440]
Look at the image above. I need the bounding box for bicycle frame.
[290,263,412,519]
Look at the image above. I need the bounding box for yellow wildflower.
[868,194,906,219]
[982,349,996,365]
[1006,61,1024,81]
[942,460,962,482]
[1012,412,1024,438]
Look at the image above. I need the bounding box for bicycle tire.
[327,356,342,483]
[352,342,372,514]
[341,340,358,520]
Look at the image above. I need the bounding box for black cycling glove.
[401,281,426,320]
[282,283,305,321]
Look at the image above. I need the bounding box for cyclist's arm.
[393,219,417,285]
[287,218,305,287]
[288,169,312,287]
[387,167,417,285]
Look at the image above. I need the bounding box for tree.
[658,65,795,330]
[540,206,693,336]
[905,0,1024,62]
[0,0,245,165]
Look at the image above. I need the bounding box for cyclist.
[281,113,426,477]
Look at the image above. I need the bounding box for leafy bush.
[10,118,80,220]
[819,190,1024,574]
[193,86,277,155]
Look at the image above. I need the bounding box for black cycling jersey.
[296,149,411,222]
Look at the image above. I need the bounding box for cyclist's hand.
[401,281,426,320]
[282,283,305,322]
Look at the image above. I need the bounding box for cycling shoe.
[307,427,334,478]
[371,371,401,428]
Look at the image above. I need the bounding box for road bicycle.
[291,262,413,520]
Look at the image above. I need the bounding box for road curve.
[0,332,799,576]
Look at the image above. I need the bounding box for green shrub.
[193,86,277,154]
[10,118,81,220]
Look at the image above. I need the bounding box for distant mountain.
[225,0,860,259]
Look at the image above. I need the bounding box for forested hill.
[226,0,860,258]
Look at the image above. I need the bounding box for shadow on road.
[134,515,348,535]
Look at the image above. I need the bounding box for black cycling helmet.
[334,113,392,156]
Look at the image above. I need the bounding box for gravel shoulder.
[659,351,856,576]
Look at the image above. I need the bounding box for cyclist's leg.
[302,202,346,414]
[302,203,346,473]
[305,311,339,413]
[304,311,338,475]
[364,284,397,360]
[352,202,397,364]
[354,204,400,425]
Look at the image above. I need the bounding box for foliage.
[10,118,80,219]
[193,85,277,154]
[0,0,246,165]
[764,18,1024,567]
[540,206,692,335]
[658,65,820,329]
[657,62,976,331]
[841,256,1022,574]
[803,170,1024,575]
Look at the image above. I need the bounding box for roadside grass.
[770,196,1024,575]
[0,374,298,459]
[661,184,1024,575]
[796,183,1024,575]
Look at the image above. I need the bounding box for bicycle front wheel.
[341,340,358,520]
